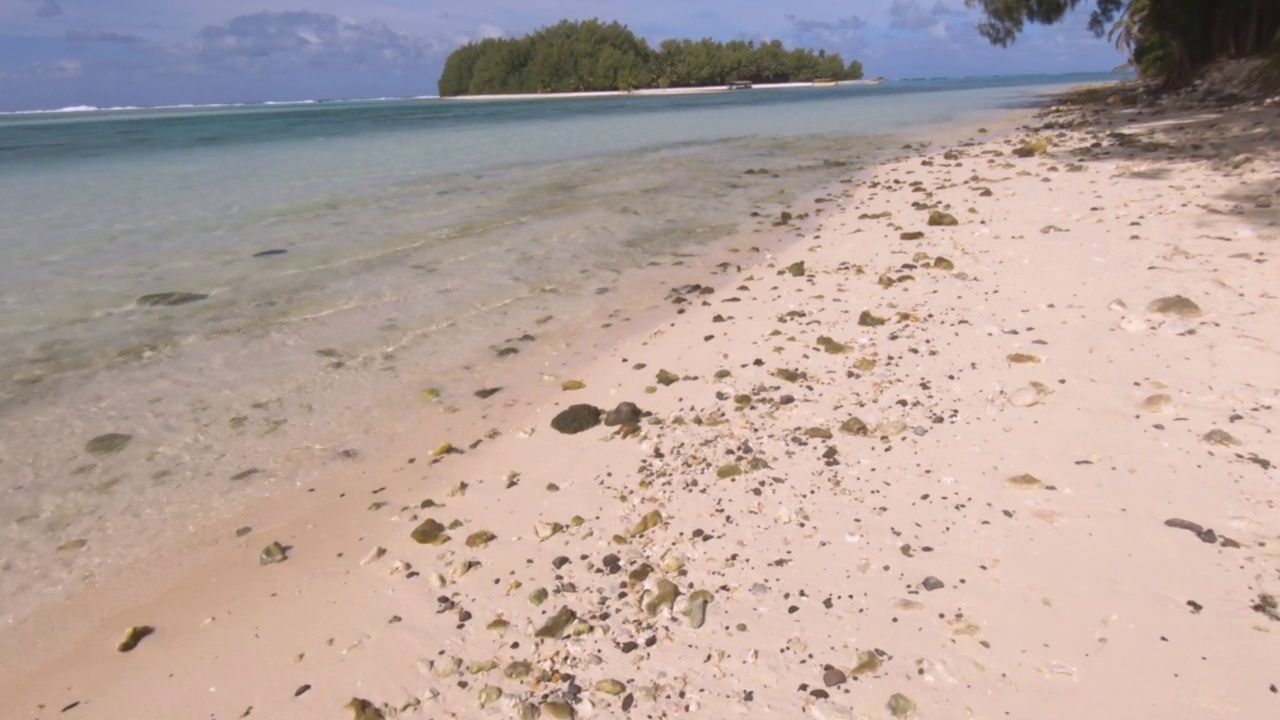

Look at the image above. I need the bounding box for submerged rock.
[656,369,680,386]
[137,292,209,307]
[466,530,497,548]
[786,261,806,277]
[542,700,575,720]
[85,433,132,456]
[840,417,869,436]
[551,404,602,434]
[851,650,882,677]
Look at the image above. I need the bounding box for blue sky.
[0,0,1125,111]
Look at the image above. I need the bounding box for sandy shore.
[4,88,1278,719]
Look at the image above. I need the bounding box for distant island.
[438,19,864,97]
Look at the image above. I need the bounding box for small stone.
[1007,474,1043,489]
[1140,394,1173,413]
[931,256,955,271]
[823,667,847,687]
[466,531,497,548]
[474,387,502,399]
[656,369,680,386]
[1006,353,1041,364]
[410,519,450,545]
[787,261,806,277]
[359,546,386,565]
[431,442,453,458]
[85,433,132,456]
[899,231,924,240]
[561,380,586,391]
[117,625,153,652]
[851,650,882,676]
[1147,295,1202,318]
[505,661,534,679]
[1008,386,1044,407]
[1202,429,1241,446]
[259,541,288,565]
[840,418,869,436]
[775,368,802,382]
[346,698,385,720]
[542,701,574,720]
[805,427,833,439]
[529,587,549,606]
[927,210,958,226]
[816,336,849,354]
[683,589,713,628]
[922,576,944,591]
[644,579,680,617]
[535,521,564,540]
[595,679,626,696]
[887,693,917,717]
[716,464,742,479]
[631,509,663,536]
[604,402,644,426]
[535,607,578,640]
[858,310,886,327]
[551,404,602,434]
[479,686,503,709]
[136,292,208,307]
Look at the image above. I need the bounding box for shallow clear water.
[0,73,1112,622]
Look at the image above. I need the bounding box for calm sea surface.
[0,74,1113,621]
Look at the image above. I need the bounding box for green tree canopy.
[438,19,865,96]
[965,0,1280,87]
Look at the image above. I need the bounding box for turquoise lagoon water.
[0,73,1114,621]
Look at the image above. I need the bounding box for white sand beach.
[3,86,1278,720]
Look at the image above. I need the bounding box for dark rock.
[927,211,958,227]
[922,576,944,591]
[786,261,806,277]
[136,292,208,307]
[85,433,132,456]
[475,387,503,399]
[260,541,288,565]
[656,369,680,386]
[551,404,603,434]
[900,231,925,240]
[604,402,644,427]
[252,249,288,258]
[823,667,847,687]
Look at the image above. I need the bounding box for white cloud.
[65,29,145,44]
[785,13,867,46]
[889,0,957,31]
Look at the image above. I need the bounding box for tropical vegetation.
[965,0,1280,88]
[438,19,864,96]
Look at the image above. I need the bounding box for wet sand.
[3,88,1278,720]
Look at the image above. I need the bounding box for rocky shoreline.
[3,86,1278,719]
